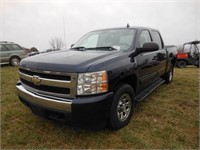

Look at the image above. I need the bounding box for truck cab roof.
[92,26,159,32]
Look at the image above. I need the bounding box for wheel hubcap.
[117,93,131,122]
[12,58,19,66]
[179,61,186,67]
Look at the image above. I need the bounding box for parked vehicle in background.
[16,26,177,130]
[23,47,40,57]
[0,41,27,66]
[28,51,40,57]
[28,49,59,57]
[176,40,200,68]
[44,48,60,52]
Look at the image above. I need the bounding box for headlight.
[77,70,108,95]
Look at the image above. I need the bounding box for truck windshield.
[72,29,136,51]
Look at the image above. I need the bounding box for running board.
[135,78,165,102]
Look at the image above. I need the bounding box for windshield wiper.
[90,46,120,51]
[71,46,120,51]
[71,46,88,51]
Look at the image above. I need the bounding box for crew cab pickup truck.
[16,26,177,130]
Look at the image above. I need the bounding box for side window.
[4,44,22,51]
[139,30,152,47]
[0,45,7,51]
[151,31,163,49]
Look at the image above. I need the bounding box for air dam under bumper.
[16,82,113,121]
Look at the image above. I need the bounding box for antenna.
[126,23,130,28]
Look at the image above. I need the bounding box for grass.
[1,65,199,149]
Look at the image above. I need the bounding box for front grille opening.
[21,78,70,95]
[19,68,71,81]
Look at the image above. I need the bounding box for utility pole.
[63,16,66,46]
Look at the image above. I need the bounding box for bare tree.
[49,37,64,50]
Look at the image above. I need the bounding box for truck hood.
[20,50,124,72]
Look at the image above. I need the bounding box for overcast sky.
[1,0,199,51]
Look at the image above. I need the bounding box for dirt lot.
[1,66,199,149]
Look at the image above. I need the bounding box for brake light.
[177,53,188,59]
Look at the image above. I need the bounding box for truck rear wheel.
[177,60,186,68]
[164,65,174,84]
[195,59,199,67]
[109,83,134,130]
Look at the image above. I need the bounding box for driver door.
[136,30,158,90]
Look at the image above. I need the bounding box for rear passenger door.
[137,30,158,89]
[150,30,167,77]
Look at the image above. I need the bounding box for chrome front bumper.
[16,83,72,112]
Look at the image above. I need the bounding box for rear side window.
[4,44,22,51]
[0,45,7,51]
[139,30,152,47]
[151,31,163,49]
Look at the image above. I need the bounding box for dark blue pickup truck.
[16,26,177,130]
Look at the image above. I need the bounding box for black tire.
[195,59,199,68]
[109,83,134,130]
[164,65,174,84]
[9,56,20,66]
[177,60,186,68]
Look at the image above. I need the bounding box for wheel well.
[119,74,137,93]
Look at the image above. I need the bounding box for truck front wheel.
[109,83,134,130]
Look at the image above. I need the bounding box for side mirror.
[71,44,75,48]
[140,42,159,53]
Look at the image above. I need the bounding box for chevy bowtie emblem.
[32,75,41,85]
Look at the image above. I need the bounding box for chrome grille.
[19,67,77,99]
